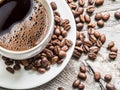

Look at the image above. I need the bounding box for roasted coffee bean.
[13,64,21,70]
[72,10,80,17]
[5,60,14,66]
[73,50,82,58]
[102,12,110,21]
[78,72,87,80]
[104,74,112,82]
[94,31,100,38]
[73,79,81,88]
[77,7,84,14]
[110,46,118,52]
[88,28,95,35]
[21,60,29,66]
[95,13,102,21]
[109,52,117,59]
[94,72,101,81]
[89,46,99,54]
[114,11,120,19]
[50,2,57,10]
[51,56,59,64]
[24,64,32,70]
[75,17,80,23]
[89,35,97,44]
[57,59,64,64]
[78,0,85,6]
[84,14,91,23]
[46,65,51,70]
[82,45,90,53]
[61,30,67,37]
[106,83,115,90]
[38,68,46,73]
[66,0,73,3]
[95,0,104,6]
[96,40,103,48]
[54,11,61,17]
[78,83,85,90]
[41,57,49,67]
[80,15,85,23]
[58,87,64,90]
[75,46,84,53]
[61,45,69,51]
[54,26,61,36]
[97,20,104,27]
[84,40,93,47]
[55,16,61,23]
[35,59,41,67]
[88,52,97,60]
[87,6,95,13]
[60,19,70,27]
[76,40,83,46]
[107,41,115,50]
[66,39,73,47]
[77,23,84,30]
[77,31,81,39]
[99,34,106,44]
[64,24,71,31]
[6,67,15,74]
[69,2,77,10]
[88,22,96,28]
[2,56,10,61]
[80,66,86,73]
[88,0,94,5]
[59,50,67,58]
[80,33,86,41]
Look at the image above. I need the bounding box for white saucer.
[0,0,76,89]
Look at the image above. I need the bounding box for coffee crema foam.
[0,0,49,51]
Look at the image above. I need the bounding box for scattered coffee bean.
[114,11,120,19]
[87,5,95,13]
[84,14,91,23]
[89,46,99,54]
[80,15,85,23]
[104,74,112,82]
[77,23,84,30]
[95,0,104,6]
[78,72,87,80]
[78,83,85,90]
[13,64,21,70]
[58,87,64,90]
[110,46,118,52]
[66,0,73,3]
[106,83,115,90]
[102,12,110,21]
[89,34,97,44]
[59,50,67,58]
[78,0,85,6]
[94,72,101,81]
[88,22,96,28]
[75,17,80,23]
[6,67,15,74]
[38,68,46,73]
[50,2,57,10]
[84,40,93,47]
[80,66,87,73]
[107,41,115,50]
[95,13,102,21]
[88,0,94,5]
[94,31,100,38]
[77,7,84,14]
[69,2,77,10]
[96,40,103,48]
[109,52,117,59]
[97,20,104,28]
[88,52,97,60]
[82,45,90,53]
[73,79,81,88]
[99,34,106,44]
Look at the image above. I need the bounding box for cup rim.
[0,0,54,54]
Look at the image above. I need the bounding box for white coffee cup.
[0,0,54,60]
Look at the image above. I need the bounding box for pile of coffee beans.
[2,2,73,74]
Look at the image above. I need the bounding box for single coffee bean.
[107,41,115,50]
[89,46,100,54]
[84,40,93,47]
[6,67,15,74]
[77,23,84,30]
[73,79,81,88]
[21,60,29,66]
[69,3,77,10]
[57,59,64,64]
[77,7,84,14]
[51,56,59,64]
[87,5,95,13]
[61,45,69,51]
[88,52,97,60]
[102,12,110,21]
[109,52,117,59]
[78,72,87,80]
[50,2,57,10]
[58,87,64,90]
[24,64,32,70]
[88,22,96,28]
[95,13,102,21]
[96,40,103,48]
[94,31,100,38]
[99,34,106,44]
[13,64,21,70]
[76,40,83,46]
[110,46,118,52]
[75,17,80,23]
[80,66,87,73]
[59,50,67,58]
[104,74,112,82]
[88,0,94,5]
[80,15,85,23]
[82,45,90,53]
[95,0,104,6]
[89,35,97,44]
[38,68,46,73]
[106,83,115,90]
[73,50,82,59]
[72,10,80,17]
[5,60,14,66]
[114,11,120,19]
[97,20,104,28]
[94,72,101,81]
[84,14,91,23]
[75,46,84,53]
[88,28,95,35]
[78,83,85,90]
[79,0,85,6]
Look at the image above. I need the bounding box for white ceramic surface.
[0,0,76,89]
[0,0,54,60]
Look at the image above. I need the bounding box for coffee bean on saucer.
[78,72,87,80]
[77,7,84,14]
[75,17,80,23]
[13,64,21,70]
[104,74,112,82]
[102,12,110,21]
[95,13,102,21]
[107,41,115,50]
[78,83,85,90]
[73,79,81,88]
[95,0,104,6]
[88,22,96,28]
[94,72,101,81]
[59,50,67,58]
[38,68,46,73]
[87,5,95,13]
[79,0,85,6]
[58,87,64,90]
[6,67,15,74]
[80,66,87,73]
[84,14,91,23]
[114,11,120,19]
[50,2,57,10]
[97,20,104,28]
[106,83,115,90]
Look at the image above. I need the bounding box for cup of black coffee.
[0,0,54,60]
